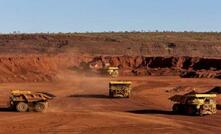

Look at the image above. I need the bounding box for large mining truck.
[106,67,119,78]
[109,81,132,98]
[169,93,217,116]
[10,90,53,112]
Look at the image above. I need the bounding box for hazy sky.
[0,0,220,33]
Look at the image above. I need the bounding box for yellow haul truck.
[106,67,119,77]
[10,90,53,112]
[109,81,132,98]
[170,93,217,116]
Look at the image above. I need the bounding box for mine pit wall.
[86,56,221,70]
[0,55,220,82]
[86,56,221,78]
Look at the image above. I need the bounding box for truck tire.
[199,108,204,116]
[186,106,195,115]
[172,104,180,114]
[16,102,28,112]
[199,105,207,116]
[35,102,47,112]
[109,90,114,98]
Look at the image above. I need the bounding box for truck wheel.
[199,109,204,116]
[186,106,195,115]
[109,90,114,98]
[211,107,217,114]
[35,102,46,112]
[16,102,28,112]
[199,106,205,116]
[172,104,180,113]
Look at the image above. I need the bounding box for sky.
[0,0,221,33]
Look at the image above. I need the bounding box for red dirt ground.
[0,33,220,134]
[0,74,221,134]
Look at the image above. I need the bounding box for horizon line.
[1,30,221,35]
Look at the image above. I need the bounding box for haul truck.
[9,90,53,112]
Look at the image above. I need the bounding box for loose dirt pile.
[0,54,95,82]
